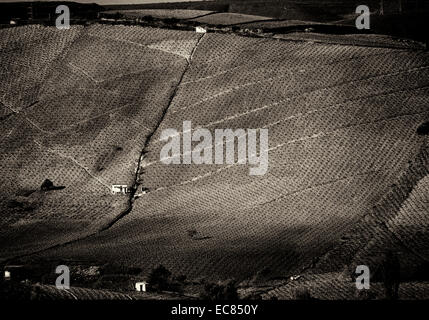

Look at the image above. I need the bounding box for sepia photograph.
[0,0,428,311]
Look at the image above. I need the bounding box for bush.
[417,122,429,135]
[144,266,187,293]
[201,280,239,300]
[142,15,154,22]
[91,274,132,291]
[174,274,187,283]
[40,179,54,191]
[0,280,34,300]
[355,289,377,300]
[412,261,429,281]
[163,18,179,25]
[381,250,401,300]
[147,265,172,292]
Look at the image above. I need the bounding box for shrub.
[201,280,239,300]
[91,274,131,291]
[40,179,54,191]
[381,250,401,300]
[147,265,172,292]
[0,280,33,300]
[411,261,429,281]
[174,274,187,283]
[417,122,429,135]
[355,288,377,300]
[163,18,179,25]
[142,15,154,22]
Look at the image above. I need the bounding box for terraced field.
[103,9,274,26]
[188,12,273,25]
[261,272,429,300]
[1,23,429,295]
[104,9,214,20]
[30,284,190,300]
[0,24,201,258]
[34,284,133,300]
[273,33,424,50]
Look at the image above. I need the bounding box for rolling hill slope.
[1,23,428,289]
[0,24,201,259]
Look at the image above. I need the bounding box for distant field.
[237,19,323,28]
[103,9,273,25]
[272,33,423,50]
[34,284,133,300]
[104,9,214,20]
[102,1,429,42]
[30,284,189,300]
[189,12,272,25]
[1,22,429,293]
[262,272,429,299]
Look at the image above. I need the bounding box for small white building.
[111,185,129,195]
[195,26,207,33]
[135,281,148,292]
[289,275,302,281]
[4,265,24,280]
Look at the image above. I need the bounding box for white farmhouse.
[195,26,207,33]
[135,281,148,292]
[111,185,129,195]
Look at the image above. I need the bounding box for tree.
[417,122,429,135]
[40,179,54,191]
[381,250,401,300]
[201,280,239,300]
[0,279,33,300]
[147,265,172,292]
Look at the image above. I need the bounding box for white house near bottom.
[135,281,148,292]
[195,26,207,33]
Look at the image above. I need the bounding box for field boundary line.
[171,62,429,115]
[262,141,429,298]
[260,168,388,207]
[180,48,415,86]
[144,109,429,194]
[142,84,429,167]
[68,62,100,84]
[100,33,206,232]
[0,32,207,264]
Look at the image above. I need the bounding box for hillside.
[0,24,201,258]
[103,0,429,42]
[1,22,429,296]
